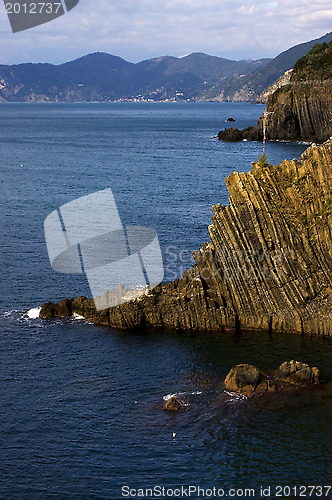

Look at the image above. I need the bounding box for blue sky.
[1,0,332,64]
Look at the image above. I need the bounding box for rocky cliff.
[261,82,332,143]
[200,32,332,102]
[257,69,293,103]
[41,140,332,336]
[261,41,332,143]
[218,80,332,143]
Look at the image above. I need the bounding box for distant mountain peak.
[1,32,331,103]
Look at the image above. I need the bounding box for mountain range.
[1,31,331,103]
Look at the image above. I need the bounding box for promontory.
[41,139,332,336]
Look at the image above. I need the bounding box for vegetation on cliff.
[41,140,332,336]
[292,41,332,81]
[263,40,332,143]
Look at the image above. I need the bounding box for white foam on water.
[224,390,248,402]
[1,310,19,318]
[72,313,85,320]
[27,307,42,319]
[163,393,176,401]
[162,390,202,401]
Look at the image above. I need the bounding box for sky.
[1,0,332,65]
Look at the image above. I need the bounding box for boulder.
[224,361,320,396]
[39,301,57,319]
[278,360,320,384]
[57,298,72,317]
[242,125,263,141]
[224,364,260,395]
[163,396,182,411]
[226,117,235,122]
[71,296,87,316]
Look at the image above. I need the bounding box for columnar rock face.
[195,140,332,335]
[265,40,332,143]
[262,82,332,143]
[40,140,332,336]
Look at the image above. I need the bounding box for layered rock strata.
[40,140,332,336]
[261,82,332,143]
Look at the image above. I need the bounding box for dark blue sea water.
[1,102,332,499]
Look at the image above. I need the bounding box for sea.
[1,102,332,500]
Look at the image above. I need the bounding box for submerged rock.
[224,364,260,395]
[163,396,182,411]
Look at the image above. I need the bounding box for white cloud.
[236,5,259,16]
[0,0,331,64]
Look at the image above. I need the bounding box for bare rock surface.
[224,361,320,396]
[163,396,182,411]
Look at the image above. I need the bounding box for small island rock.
[224,364,260,395]
[278,360,320,384]
[163,396,182,411]
[225,361,320,396]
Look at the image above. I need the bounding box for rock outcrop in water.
[163,396,182,411]
[224,361,320,396]
[217,126,263,142]
[40,139,332,336]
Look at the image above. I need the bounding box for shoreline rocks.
[278,360,320,384]
[160,361,320,413]
[224,364,260,395]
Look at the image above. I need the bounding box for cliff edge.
[263,41,332,143]
[41,140,332,336]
